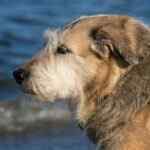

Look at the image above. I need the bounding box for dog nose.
[13,68,28,84]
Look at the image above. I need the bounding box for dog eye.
[56,46,71,54]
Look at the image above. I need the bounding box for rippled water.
[0,0,150,149]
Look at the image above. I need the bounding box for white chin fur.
[27,55,89,102]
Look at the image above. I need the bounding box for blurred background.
[0,0,150,149]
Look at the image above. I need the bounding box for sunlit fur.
[23,30,93,102]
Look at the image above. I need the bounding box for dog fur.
[86,57,150,150]
[14,15,150,150]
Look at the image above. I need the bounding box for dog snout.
[13,68,29,84]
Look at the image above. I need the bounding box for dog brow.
[43,29,62,52]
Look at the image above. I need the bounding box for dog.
[13,15,150,150]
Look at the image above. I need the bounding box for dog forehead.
[61,15,131,55]
[43,15,138,56]
[63,15,132,31]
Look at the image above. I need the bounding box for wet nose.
[13,68,28,84]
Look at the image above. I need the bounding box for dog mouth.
[21,85,36,96]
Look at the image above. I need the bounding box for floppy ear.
[90,28,140,67]
[90,29,112,59]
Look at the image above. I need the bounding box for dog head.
[13,15,150,106]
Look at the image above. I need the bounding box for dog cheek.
[29,65,78,100]
[54,66,82,98]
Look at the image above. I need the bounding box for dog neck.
[86,104,150,150]
[83,60,150,150]
[77,58,126,126]
[85,94,127,150]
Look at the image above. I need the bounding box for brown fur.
[14,15,150,150]
[63,15,150,150]
[62,15,150,125]
[86,58,150,150]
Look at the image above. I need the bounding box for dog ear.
[90,29,113,59]
[90,28,140,67]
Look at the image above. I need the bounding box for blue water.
[0,0,150,149]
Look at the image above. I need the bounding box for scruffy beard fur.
[14,15,150,150]
[23,30,92,102]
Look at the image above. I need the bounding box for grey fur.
[85,57,150,150]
